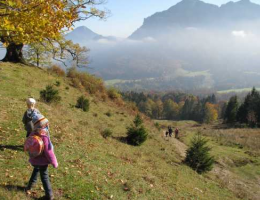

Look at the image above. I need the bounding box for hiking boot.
[24,185,33,195]
[44,195,54,200]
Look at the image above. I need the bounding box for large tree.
[0,0,106,63]
[224,96,239,124]
[237,87,260,126]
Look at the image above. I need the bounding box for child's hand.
[53,163,58,168]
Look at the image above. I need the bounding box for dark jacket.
[22,109,40,136]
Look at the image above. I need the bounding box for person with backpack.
[165,131,169,137]
[175,128,179,139]
[24,113,58,200]
[22,98,41,137]
[168,126,173,137]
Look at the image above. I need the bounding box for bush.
[184,133,215,174]
[76,96,90,112]
[47,65,65,77]
[101,129,113,139]
[126,114,148,146]
[133,114,143,127]
[126,101,138,111]
[40,85,61,103]
[107,88,121,100]
[154,122,161,130]
[67,68,105,94]
[105,111,112,117]
[55,81,61,87]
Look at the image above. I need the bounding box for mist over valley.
[63,0,260,92]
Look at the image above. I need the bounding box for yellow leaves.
[0,0,107,45]
[17,27,23,32]
[204,103,218,123]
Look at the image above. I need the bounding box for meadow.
[0,63,258,200]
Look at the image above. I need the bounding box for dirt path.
[171,137,187,158]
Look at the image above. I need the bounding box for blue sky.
[75,0,260,38]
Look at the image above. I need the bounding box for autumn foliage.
[0,0,106,62]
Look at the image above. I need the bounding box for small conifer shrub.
[40,85,61,103]
[55,81,61,87]
[101,129,113,139]
[126,114,148,146]
[105,111,112,117]
[184,133,215,174]
[76,96,90,112]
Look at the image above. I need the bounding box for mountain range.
[130,0,260,39]
[65,26,119,45]
[25,0,260,91]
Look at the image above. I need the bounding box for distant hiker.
[175,128,179,139]
[25,113,58,200]
[168,126,173,137]
[22,98,41,137]
[165,131,169,137]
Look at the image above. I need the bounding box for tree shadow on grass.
[0,184,49,200]
[0,184,26,192]
[211,123,237,130]
[112,136,128,144]
[0,145,24,151]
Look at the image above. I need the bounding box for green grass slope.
[0,63,239,200]
[155,120,260,200]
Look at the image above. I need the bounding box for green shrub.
[55,80,61,87]
[126,114,148,146]
[134,114,143,127]
[101,129,113,139]
[105,111,112,117]
[40,85,61,103]
[107,88,121,100]
[154,122,161,130]
[184,133,215,174]
[76,96,90,112]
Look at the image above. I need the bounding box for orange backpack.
[24,135,44,158]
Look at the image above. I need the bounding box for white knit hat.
[27,98,36,105]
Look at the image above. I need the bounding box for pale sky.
[75,0,260,38]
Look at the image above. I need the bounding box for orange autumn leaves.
[0,0,105,45]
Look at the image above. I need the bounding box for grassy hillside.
[0,62,243,200]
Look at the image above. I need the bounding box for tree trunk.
[2,43,27,64]
[36,51,39,67]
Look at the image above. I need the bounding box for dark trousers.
[26,132,30,138]
[28,165,53,197]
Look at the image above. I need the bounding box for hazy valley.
[62,0,260,92]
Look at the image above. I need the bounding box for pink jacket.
[29,134,58,168]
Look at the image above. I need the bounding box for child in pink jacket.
[26,114,58,200]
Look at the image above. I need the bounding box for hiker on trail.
[175,128,179,139]
[25,113,58,200]
[165,131,169,137]
[22,98,41,137]
[168,126,173,137]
